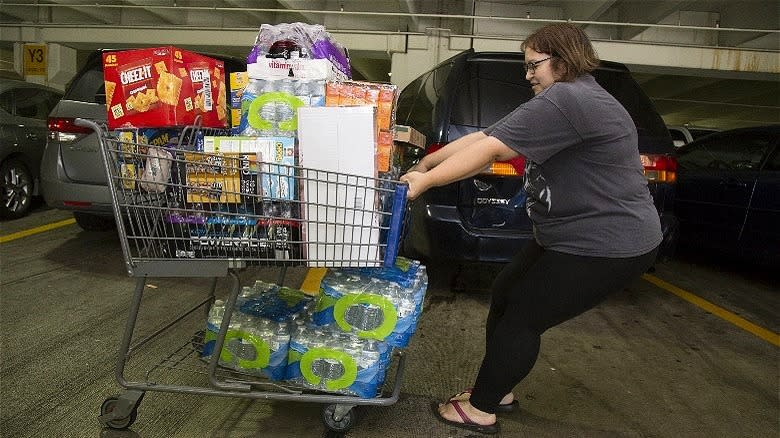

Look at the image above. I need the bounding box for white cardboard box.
[297,106,380,266]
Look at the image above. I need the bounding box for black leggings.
[468,240,658,414]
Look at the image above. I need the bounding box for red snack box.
[103,46,227,129]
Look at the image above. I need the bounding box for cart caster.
[99,390,144,430]
[321,404,357,433]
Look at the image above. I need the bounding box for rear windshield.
[396,60,453,141]
[592,67,673,154]
[447,57,673,154]
[65,66,106,104]
[449,58,534,139]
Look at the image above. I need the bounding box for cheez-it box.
[102,46,228,129]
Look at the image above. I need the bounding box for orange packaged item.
[103,46,227,129]
[376,130,395,173]
[377,86,396,131]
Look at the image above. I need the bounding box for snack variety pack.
[102,46,227,129]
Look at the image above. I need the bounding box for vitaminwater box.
[312,258,428,348]
[285,324,391,398]
[102,46,227,129]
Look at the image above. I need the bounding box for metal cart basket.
[77,118,410,433]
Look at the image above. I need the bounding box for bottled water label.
[312,358,345,380]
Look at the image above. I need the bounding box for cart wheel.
[100,396,138,430]
[321,404,358,433]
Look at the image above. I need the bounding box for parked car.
[668,125,720,148]
[674,125,779,265]
[396,50,678,264]
[0,79,63,218]
[41,49,246,231]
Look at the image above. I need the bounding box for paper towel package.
[296,106,379,266]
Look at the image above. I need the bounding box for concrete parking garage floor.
[1,207,778,437]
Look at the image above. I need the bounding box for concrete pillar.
[13,42,76,91]
[390,31,465,91]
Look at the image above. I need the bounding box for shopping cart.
[76,118,410,433]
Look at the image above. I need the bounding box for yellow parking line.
[0,218,76,244]
[300,267,327,296]
[643,273,780,347]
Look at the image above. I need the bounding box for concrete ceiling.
[1,0,778,129]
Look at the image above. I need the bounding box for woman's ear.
[551,59,568,81]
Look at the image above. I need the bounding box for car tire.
[73,212,116,231]
[1,158,33,219]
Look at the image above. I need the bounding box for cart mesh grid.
[100,125,407,270]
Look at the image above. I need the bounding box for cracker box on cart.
[102,46,228,129]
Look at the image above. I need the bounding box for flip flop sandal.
[449,388,519,413]
[431,400,500,435]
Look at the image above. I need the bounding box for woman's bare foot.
[438,400,496,426]
[449,389,515,406]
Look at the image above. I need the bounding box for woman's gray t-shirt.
[483,74,662,257]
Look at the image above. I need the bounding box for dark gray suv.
[397,50,679,264]
[41,50,245,230]
[1,79,62,219]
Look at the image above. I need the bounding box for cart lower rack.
[78,118,414,433]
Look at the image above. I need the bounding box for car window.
[402,71,435,138]
[762,146,780,171]
[668,128,687,147]
[14,88,61,119]
[593,68,673,154]
[677,131,775,171]
[396,73,426,124]
[449,59,533,140]
[66,66,106,104]
[688,128,718,141]
[0,90,12,114]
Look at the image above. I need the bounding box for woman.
[401,23,662,434]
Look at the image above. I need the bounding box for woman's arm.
[409,131,488,172]
[401,135,517,200]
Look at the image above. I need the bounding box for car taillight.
[426,142,525,176]
[48,117,93,143]
[640,154,677,183]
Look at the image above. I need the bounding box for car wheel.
[1,158,33,219]
[73,212,116,231]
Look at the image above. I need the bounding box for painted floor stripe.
[300,267,327,296]
[0,218,77,244]
[643,273,780,347]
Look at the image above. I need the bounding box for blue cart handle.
[383,183,408,267]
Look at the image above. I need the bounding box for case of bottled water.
[201,281,314,380]
[311,257,427,347]
[285,323,391,398]
[237,77,326,137]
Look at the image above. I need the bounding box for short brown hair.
[521,23,599,81]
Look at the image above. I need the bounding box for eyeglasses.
[523,57,552,73]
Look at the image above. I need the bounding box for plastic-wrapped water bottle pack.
[200,258,427,394]
[312,257,428,347]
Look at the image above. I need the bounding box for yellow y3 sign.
[24,44,47,76]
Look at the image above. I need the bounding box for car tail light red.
[48,117,93,142]
[425,142,525,176]
[640,154,677,183]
